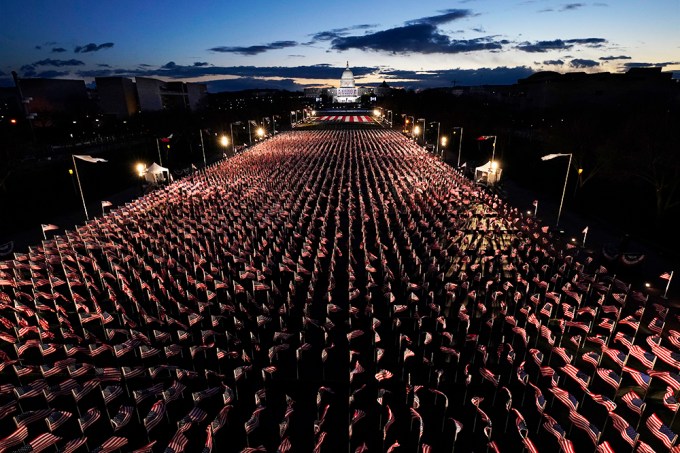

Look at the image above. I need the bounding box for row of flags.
[0,128,677,452]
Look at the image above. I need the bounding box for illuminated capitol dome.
[334,62,360,103]
[303,62,377,104]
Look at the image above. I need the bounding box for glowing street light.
[257,127,265,138]
[219,135,229,148]
[136,162,146,177]
[413,125,420,141]
[541,153,572,227]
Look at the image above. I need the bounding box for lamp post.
[230,121,241,154]
[406,116,414,136]
[440,136,448,160]
[431,122,441,155]
[541,153,573,227]
[417,118,426,145]
[219,134,229,158]
[387,110,393,127]
[198,129,207,168]
[272,115,277,134]
[453,127,463,167]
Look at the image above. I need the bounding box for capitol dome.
[340,61,355,88]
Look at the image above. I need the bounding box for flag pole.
[156,138,163,166]
[663,271,674,299]
[583,227,588,247]
[72,154,89,220]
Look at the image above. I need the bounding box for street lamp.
[413,125,420,142]
[453,127,464,167]
[136,162,146,177]
[417,118,426,145]
[431,122,440,155]
[230,121,241,154]
[219,134,229,158]
[257,127,265,139]
[541,153,573,227]
[387,110,393,127]
[405,115,414,135]
[440,136,448,160]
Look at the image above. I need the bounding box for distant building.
[16,78,90,116]
[95,76,137,118]
[96,76,207,117]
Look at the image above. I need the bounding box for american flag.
[92,435,128,452]
[646,413,678,449]
[143,400,166,432]
[664,386,680,412]
[0,425,29,451]
[244,405,265,435]
[588,391,617,411]
[110,405,133,431]
[629,345,656,369]
[649,371,680,391]
[78,407,101,432]
[550,387,579,411]
[562,364,590,390]
[622,366,651,391]
[622,390,646,415]
[543,414,567,440]
[569,410,601,445]
[46,410,72,431]
[596,368,622,391]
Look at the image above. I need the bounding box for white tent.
[474,161,502,185]
[144,163,171,184]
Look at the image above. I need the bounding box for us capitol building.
[304,62,383,104]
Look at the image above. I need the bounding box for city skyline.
[1,0,679,91]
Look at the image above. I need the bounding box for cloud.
[206,77,306,92]
[569,59,600,68]
[193,62,209,67]
[51,47,67,53]
[378,66,535,87]
[34,70,71,78]
[309,24,376,42]
[209,41,298,55]
[74,42,114,53]
[543,59,565,65]
[599,55,631,61]
[516,37,606,52]
[78,63,375,82]
[405,9,476,26]
[622,61,680,69]
[560,3,585,11]
[31,59,85,67]
[330,23,506,54]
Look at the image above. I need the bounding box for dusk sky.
[1,0,678,91]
